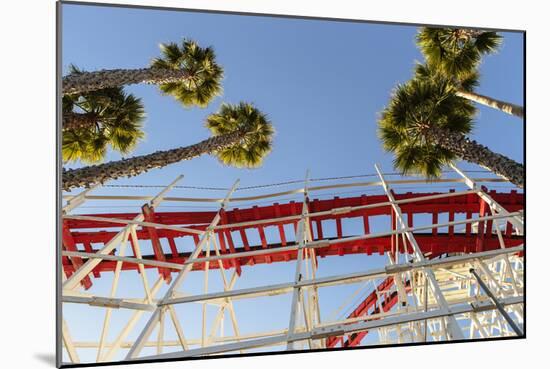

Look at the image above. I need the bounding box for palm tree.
[416,27,524,118]
[62,72,145,163]
[62,39,223,108]
[62,102,274,191]
[378,77,524,188]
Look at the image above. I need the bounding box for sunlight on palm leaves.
[413,62,479,92]
[416,27,502,79]
[152,39,224,108]
[378,77,475,178]
[206,102,274,168]
[63,67,145,164]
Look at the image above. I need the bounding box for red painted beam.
[62,221,93,289]
[62,191,524,282]
[65,191,523,231]
[327,278,413,348]
[326,276,395,348]
[344,281,411,347]
[142,204,172,284]
[221,209,242,275]
[62,234,523,274]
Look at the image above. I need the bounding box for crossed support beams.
[153,246,522,308]
[374,164,464,340]
[286,171,323,350]
[62,175,192,362]
[147,295,524,360]
[61,211,521,279]
[63,175,187,291]
[60,165,524,363]
[125,180,241,359]
[130,245,523,360]
[451,164,523,235]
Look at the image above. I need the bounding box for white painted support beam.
[97,232,130,361]
[316,294,504,329]
[63,228,130,291]
[287,220,305,350]
[135,296,523,360]
[62,318,80,363]
[450,164,523,233]
[287,170,310,350]
[63,215,205,235]
[73,328,297,348]
[157,309,165,355]
[63,175,184,291]
[62,182,101,214]
[129,227,153,304]
[167,305,189,350]
[470,268,524,336]
[375,164,464,340]
[212,190,477,231]
[206,236,242,349]
[125,180,239,360]
[102,276,165,361]
[160,245,522,306]
[201,234,212,348]
[63,295,155,311]
[486,200,522,301]
[62,250,187,271]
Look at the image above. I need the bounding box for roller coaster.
[59,164,524,364]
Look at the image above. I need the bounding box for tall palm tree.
[62,102,274,191]
[62,39,223,108]
[416,27,524,118]
[378,77,524,188]
[62,71,145,164]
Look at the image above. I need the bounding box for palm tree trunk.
[62,130,246,191]
[63,67,190,96]
[62,111,98,130]
[426,126,524,188]
[455,90,524,119]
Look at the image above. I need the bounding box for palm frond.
[152,39,224,107]
[62,67,145,163]
[416,27,501,79]
[205,102,274,168]
[474,32,502,54]
[377,75,475,178]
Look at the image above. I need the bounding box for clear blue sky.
[61,3,524,363]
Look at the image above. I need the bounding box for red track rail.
[62,189,523,289]
[325,277,414,348]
